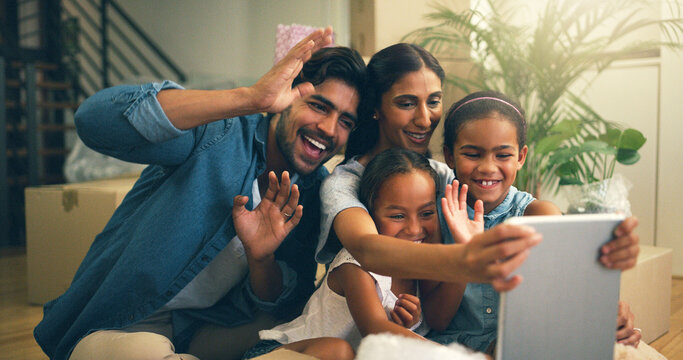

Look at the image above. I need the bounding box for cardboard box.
[25,177,138,304]
[619,245,673,343]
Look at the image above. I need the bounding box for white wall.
[116,0,349,87]
[658,6,683,275]
[116,0,251,84]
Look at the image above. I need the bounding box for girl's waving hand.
[442,179,484,243]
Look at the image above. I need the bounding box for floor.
[1,246,681,360]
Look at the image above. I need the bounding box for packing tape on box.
[62,189,79,212]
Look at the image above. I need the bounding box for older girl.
[430,90,641,353]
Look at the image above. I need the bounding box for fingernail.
[532,233,542,243]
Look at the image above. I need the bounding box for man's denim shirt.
[33,81,326,360]
[427,186,535,352]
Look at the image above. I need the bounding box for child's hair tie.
[453,96,523,118]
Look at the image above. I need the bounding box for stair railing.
[62,0,187,97]
[1,56,7,242]
[2,0,187,244]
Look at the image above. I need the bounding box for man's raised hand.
[248,27,334,114]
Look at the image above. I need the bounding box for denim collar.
[467,186,520,225]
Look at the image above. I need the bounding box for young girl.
[428,90,642,353]
[241,148,482,360]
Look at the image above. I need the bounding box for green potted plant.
[539,99,647,213]
[403,0,682,197]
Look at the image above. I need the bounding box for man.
[34,28,365,360]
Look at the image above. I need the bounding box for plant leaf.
[559,176,584,185]
[535,134,567,154]
[618,128,647,150]
[616,148,641,165]
[555,161,581,176]
[548,146,579,163]
[579,140,614,154]
[599,127,622,147]
[549,119,582,137]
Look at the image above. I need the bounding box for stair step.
[5,79,73,90]
[10,61,60,71]
[7,174,65,186]
[5,100,79,110]
[5,124,76,132]
[6,147,71,157]
[36,81,73,90]
[39,101,80,110]
[6,79,21,88]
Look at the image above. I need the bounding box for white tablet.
[496,214,624,360]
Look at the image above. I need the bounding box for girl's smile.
[444,114,527,214]
[371,170,438,244]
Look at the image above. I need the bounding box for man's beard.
[275,107,335,175]
[274,107,299,172]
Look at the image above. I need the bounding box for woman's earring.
[372,114,378,120]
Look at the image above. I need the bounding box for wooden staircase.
[1,0,186,245]
[1,59,78,244]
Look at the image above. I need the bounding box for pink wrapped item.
[274,24,335,64]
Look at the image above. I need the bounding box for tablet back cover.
[496,214,623,360]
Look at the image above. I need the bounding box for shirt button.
[486,307,493,314]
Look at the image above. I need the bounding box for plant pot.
[563,174,633,215]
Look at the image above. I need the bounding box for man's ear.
[443,145,455,169]
[517,145,528,169]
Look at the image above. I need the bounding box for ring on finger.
[282,211,291,217]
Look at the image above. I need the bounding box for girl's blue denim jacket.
[33,81,326,360]
[427,186,535,352]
